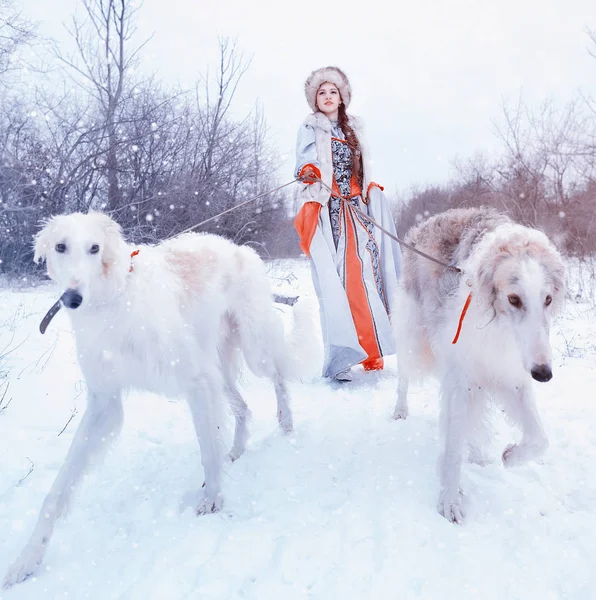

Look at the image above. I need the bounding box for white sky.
[21,0,596,195]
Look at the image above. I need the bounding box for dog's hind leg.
[235,308,293,434]
[228,386,250,462]
[4,390,123,588]
[501,383,548,467]
[245,340,293,434]
[223,355,251,462]
[265,316,294,434]
[437,366,470,524]
[186,372,227,515]
[392,291,419,420]
[220,322,251,461]
[272,375,293,433]
[393,372,409,420]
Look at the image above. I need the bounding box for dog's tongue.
[39,294,66,334]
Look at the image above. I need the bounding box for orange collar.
[129,249,140,273]
[451,292,472,344]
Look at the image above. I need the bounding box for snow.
[0,258,595,599]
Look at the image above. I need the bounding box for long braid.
[338,103,363,187]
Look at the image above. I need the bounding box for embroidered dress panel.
[329,126,387,310]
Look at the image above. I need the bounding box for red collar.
[129,249,140,273]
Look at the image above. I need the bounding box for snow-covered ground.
[0,258,594,600]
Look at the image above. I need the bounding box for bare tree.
[0,0,35,79]
[54,0,152,211]
[0,3,297,276]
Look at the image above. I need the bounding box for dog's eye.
[55,243,66,253]
[545,294,552,306]
[508,294,522,308]
[90,244,100,255]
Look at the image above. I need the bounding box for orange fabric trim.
[451,292,472,344]
[294,202,322,257]
[362,357,384,371]
[129,249,140,273]
[364,182,384,205]
[367,182,385,194]
[298,163,321,184]
[344,209,381,363]
[331,174,362,199]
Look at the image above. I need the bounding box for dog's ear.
[475,248,509,312]
[88,211,126,277]
[539,244,566,314]
[33,216,58,265]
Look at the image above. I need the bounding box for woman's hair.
[337,103,363,186]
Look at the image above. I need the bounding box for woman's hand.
[299,168,319,184]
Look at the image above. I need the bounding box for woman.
[294,66,402,382]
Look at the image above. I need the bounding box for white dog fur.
[392,207,565,524]
[5,211,305,587]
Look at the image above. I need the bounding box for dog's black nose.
[61,289,83,309]
[531,364,552,382]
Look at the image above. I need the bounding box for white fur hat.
[304,66,352,112]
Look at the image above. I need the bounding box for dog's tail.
[275,295,321,381]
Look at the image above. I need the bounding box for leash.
[175,179,300,237]
[312,176,462,274]
[39,179,301,334]
[308,175,472,343]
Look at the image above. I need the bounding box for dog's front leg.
[186,374,226,515]
[393,372,409,420]
[4,390,123,588]
[502,382,549,467]
[437,367,469,524]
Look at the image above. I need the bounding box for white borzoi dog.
[392,207,565,524]
[5,211,305,587]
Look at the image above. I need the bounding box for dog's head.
[34,211,128,310]
[474,225,565,383]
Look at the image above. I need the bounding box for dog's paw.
[502,443,522,467]
[437,489,465,524]
[196,493,223,515]
[392,407,408,420]
[228,447,243,462]
[502,439,547,468]
[278,410,293,434]
[3,546,45,589]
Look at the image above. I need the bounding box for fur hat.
[304,66,352,112]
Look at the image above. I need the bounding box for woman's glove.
[298,164,321,185]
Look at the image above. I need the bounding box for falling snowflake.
[145,214,154,222]
[415,213,423,222]
[131,145,139,152]
[559,211,565,219]
[169,204,175,210]
[151,122,158,131]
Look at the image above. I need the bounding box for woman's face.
[316,82,341,118]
